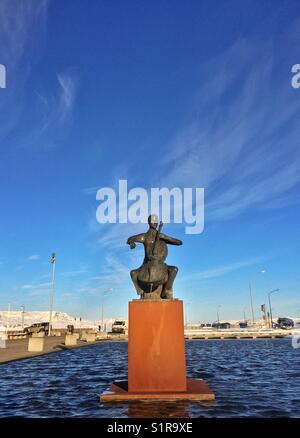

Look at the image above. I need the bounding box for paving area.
[0,336,103,364]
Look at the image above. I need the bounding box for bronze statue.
[127,214,182,300]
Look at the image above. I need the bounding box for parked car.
[24,322,49,335]
[111,320,127,334]
[212,322,231,329]
[275,318,294,330]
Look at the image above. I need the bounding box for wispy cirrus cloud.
[82,186,99,196]
[159,20,300,220]
[180,257,265,283]
[22,282,52,297]
[93,254,129,285]
[34,71,78,143]
[38,71,78,128]
[0,0,48,68]
[27,254,40,261]
[87,18,300,252]
[59,266,88,278]
[69,255,131,299]
[22,282,51,289]
[0,1,48,140]
[57,73,77,121]
[96,222,145,249]
[0,1,78,150]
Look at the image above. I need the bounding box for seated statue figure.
[126,214,182,299]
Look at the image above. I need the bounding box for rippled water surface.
[0,339,299,418]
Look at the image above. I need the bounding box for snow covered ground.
[0,310,118,331]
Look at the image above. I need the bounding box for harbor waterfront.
[0,339,299,418]
[1,327,298,364]
[0,335,125,365]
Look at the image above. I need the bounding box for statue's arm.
[126,233,145,245]
[159,233,182,246]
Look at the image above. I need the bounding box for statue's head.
[148,214,158,229]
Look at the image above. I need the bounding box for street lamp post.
[249,282,255,325]
[7,303,11,331]
[184,302,191,328]
[49,252,56,337]
[21,304,25,329]
[268,289,280,328]
[217,305,221,324]
[101,302,104,331]
[101,288,113,332]
[248,270,266,325]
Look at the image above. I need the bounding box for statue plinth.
[128,299,187,392]
[100,299,215,402]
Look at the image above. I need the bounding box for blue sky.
[0,0,300,323]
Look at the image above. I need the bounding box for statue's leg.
[130,269,144,295]
[161,265,178,299]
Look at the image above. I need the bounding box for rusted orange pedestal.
[100,299,215,402]
[129,299,187,392]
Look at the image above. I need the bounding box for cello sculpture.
[127,214,182,300]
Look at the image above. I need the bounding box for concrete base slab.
[100,379,215,402]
